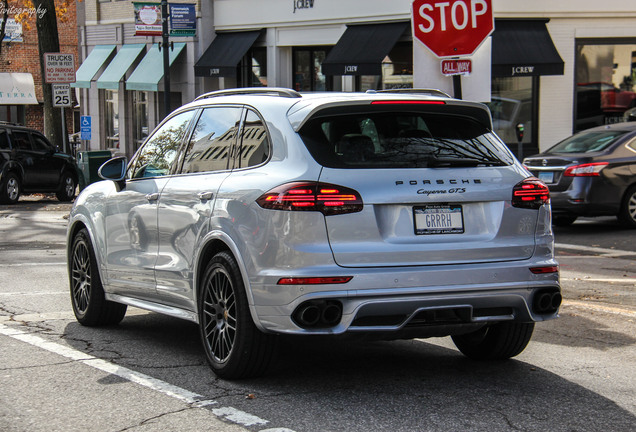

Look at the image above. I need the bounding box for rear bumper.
[249,259,560,335]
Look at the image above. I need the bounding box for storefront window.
[0,106,24,124]
[238,47,267,87]
[293,47,329,91]
[575,40,636,132]
[356,42,413,91]
[488,77,535,157]
[132,91,148,154]
[103,90,119,150]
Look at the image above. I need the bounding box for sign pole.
[452,75,462,100]
[161,0,170,119]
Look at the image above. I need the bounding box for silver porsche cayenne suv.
[67,88,560,379]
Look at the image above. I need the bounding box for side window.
[236,109,270,168]
[11,131,32,150]
[130,110,193,179]
[181,106,242,174]
[32,135,52,152]
[0,129,9,149]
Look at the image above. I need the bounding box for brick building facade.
[0,0,78,134]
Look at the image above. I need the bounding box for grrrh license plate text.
[414,205,464,235]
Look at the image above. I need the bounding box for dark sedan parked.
[0,122,78,204]
[523,123,636,227]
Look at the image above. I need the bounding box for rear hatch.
[297,100,539,268]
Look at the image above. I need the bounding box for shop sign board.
[412,0,493,58]
[441,58,472,76]
[44,53,76,83]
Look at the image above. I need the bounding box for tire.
[451,322,535,360]
[56,171,76,202]
[198,251,277,379]
[70,228,127,326]
[617,185,636,228]
[0,172,21,204]
[552,214,577,227]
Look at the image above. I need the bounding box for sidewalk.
[0,194,73,213]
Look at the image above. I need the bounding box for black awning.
[195,31,262,77]
[492,19,564,77]
[322,22,409,76]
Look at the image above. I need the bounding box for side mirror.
[98,157,127,187]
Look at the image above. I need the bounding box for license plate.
[538,171,554,183]
[414,205,464,235]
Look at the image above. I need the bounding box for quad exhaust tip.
[293,300,343,328]
[532,289,562,314]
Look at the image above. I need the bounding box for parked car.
[523,123,636,227]
[67,88,560,379]
[0,122,78,204]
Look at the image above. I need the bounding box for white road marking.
[555,243,636,257]
[562,300,636,318]
[0,323,291,431]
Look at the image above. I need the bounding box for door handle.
[197,191,214,201]
[145,192,160,202]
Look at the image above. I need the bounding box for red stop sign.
[412,0,494,58]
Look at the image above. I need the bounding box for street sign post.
[412,0,493,99]
[80,116,92,141]
[52,84,72,107]
[412,0,494,58]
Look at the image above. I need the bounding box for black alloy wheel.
[70,228,127,326]
[199,251,276,379]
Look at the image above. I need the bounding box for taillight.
[512,177,550,209]
[256,182,363,215]
[563,162,608,177]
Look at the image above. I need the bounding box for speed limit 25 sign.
[52,84,72,108]
[412,0,494,58]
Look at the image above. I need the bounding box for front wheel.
[451,322,535,360]
[617,185,636,228]
[56,171,76,202]
[70,228,127,326]
[198,251,276,379]
[0,172,21,204]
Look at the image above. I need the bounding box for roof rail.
[194,87,302,101]
[368,88,452,98]
[0,121,22,126]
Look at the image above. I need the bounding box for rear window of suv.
[298,110,513,169]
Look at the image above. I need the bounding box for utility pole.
[161,0,170,118]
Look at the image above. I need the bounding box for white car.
[67,88,560,379]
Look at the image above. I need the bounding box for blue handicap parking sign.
[80,116,91,140]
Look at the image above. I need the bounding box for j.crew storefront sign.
[293,0,314,12]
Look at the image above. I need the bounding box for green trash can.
[77,150,112,191]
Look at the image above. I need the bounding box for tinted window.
[299,111,512,168]
[547,130,626,154]
[236,109,269,169]
[131,110,193,179]
[32,135,52,152]
[11,131,31,150]
[181,107,242,174]
[0,129,8,149]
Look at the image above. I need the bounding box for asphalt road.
[0,195,634,432]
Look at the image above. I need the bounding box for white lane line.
[561,277,635,284]
[0,323,291,431]
[0,262,67,267]
[555,243,636,257]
